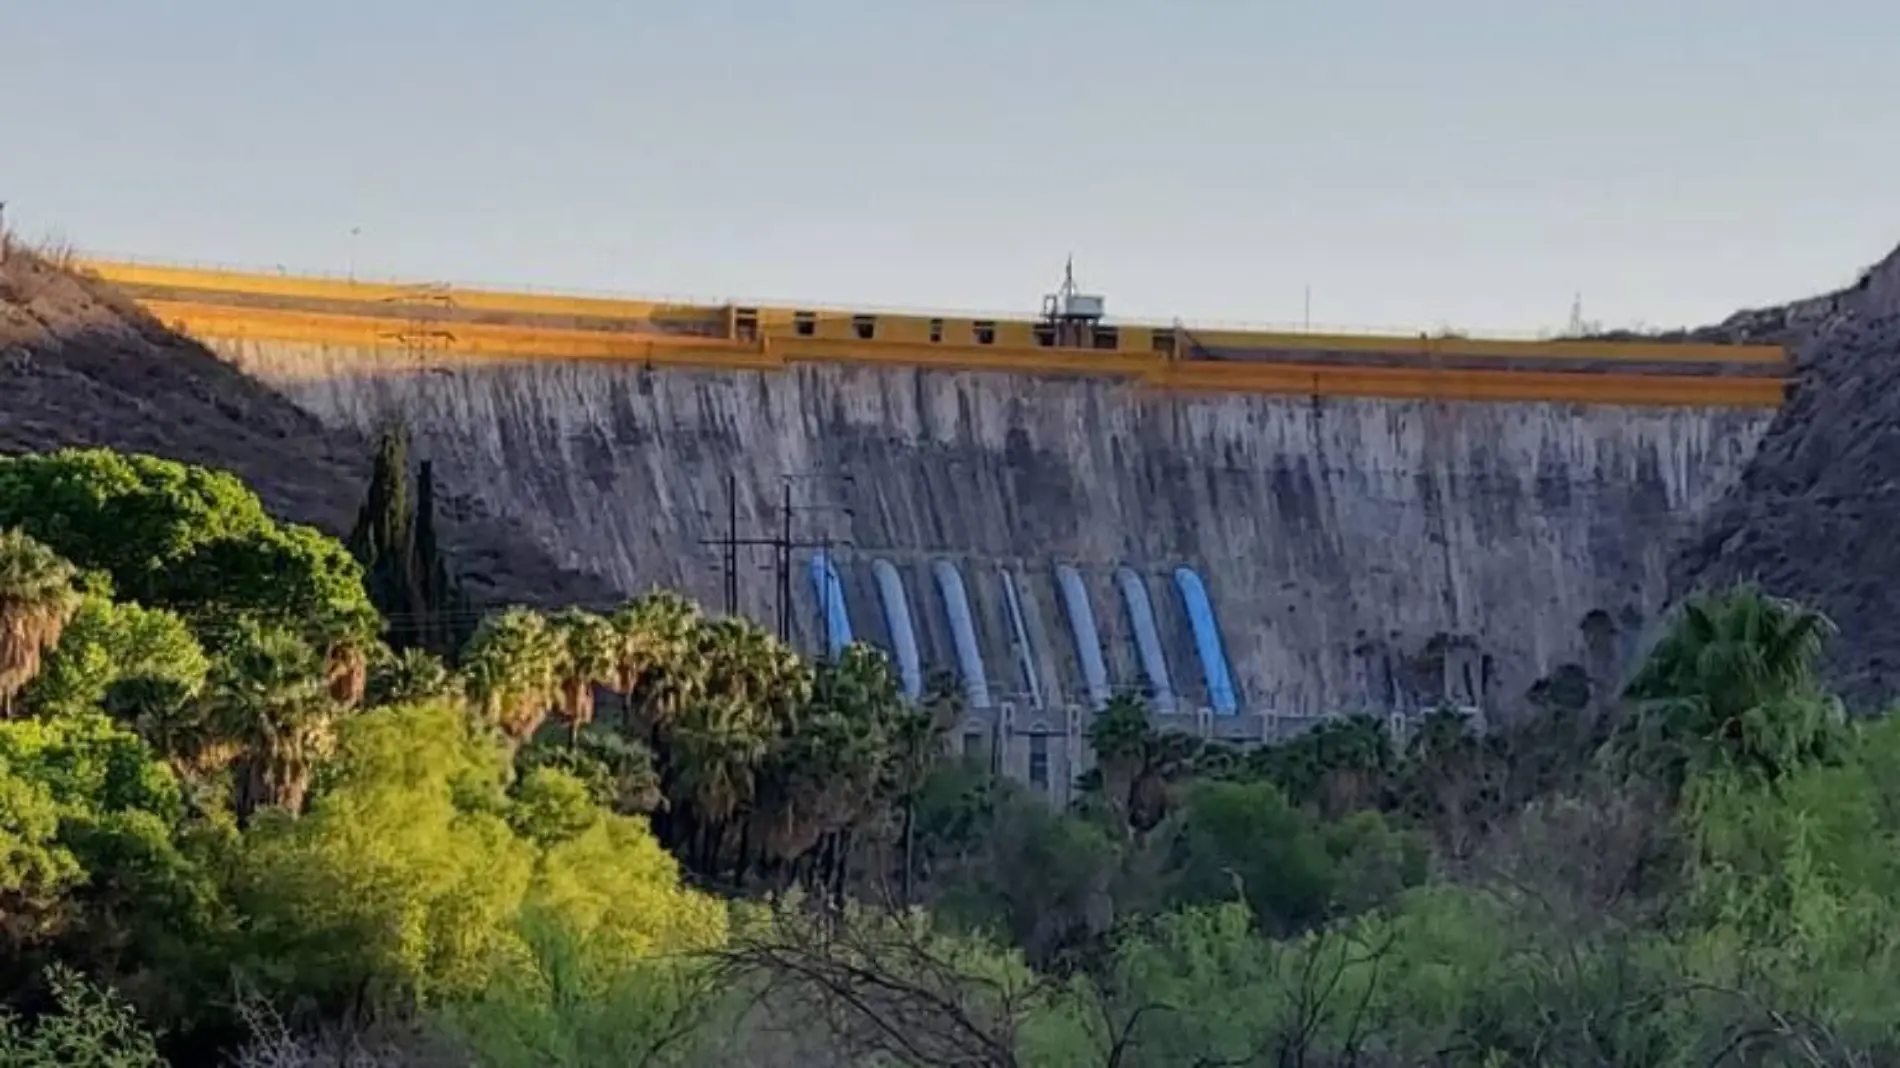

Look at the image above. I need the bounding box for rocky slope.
[0,246,617,610]
[1671,243,1900,704]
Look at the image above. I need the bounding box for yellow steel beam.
[84,257,1788,371]
[129,295,1788,409]
[80,259,725,331]
[1153,361,1785,407]
[139,300,781,371]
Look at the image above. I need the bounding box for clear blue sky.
[6,0,1895,333]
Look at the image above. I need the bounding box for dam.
[78,257,1785,795]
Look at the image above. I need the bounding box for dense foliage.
[3,446,1897,1067]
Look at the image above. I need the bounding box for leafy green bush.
[231,702,724,1012]
[436,910,723,1068]
[0,966,164,1068]
[0,449,377,645]
[24,596,210,745]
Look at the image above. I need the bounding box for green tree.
[0,450,379,652]
[437,911,723,1068]
[956,790,1119,967]
[1088,694,1201,834]
[235,701,723,1014]
[206,623,340,820]
[346,426,469,658]
[1245,713,1395,817]
[749,644,909,892]
[0,711,226,1027]
[23,597,210,752]
[667,692,769,872]
[1392,708,1506,855]
[233,701,535,1009]
[0,965,165,1068]
[1611,584,1850,789]
[0,764,83,941]
[549,609,616,744]
[1672,716,1900,1048]
[517,730,663,816]
[1156,779,1339,935]
[509,767,603,848]
[608,592,704,733]
[463,608,560,744]
[0,528,83,716]
[364,645,461,708]
[657,617,806,877]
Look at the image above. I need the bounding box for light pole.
[0,201,9,265]
[348,227,362,282]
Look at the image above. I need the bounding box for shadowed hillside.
[0,244,618,610]
[1672,242,1900,704]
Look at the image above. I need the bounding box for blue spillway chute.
[1056,565,1110,710]
[871,559,923,700]
[1173,566,1238,715]
[806,551,853,658]
[932,560,992,709]
[999,568,1044,708]
[1115,567,1176,714]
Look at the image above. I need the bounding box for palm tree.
[670,693,770,872]
[694,617,811,727]
[659,616,810,877]
[0,528,83,716]
[550,608,616,743]
[365,646,460,707]
[1307,714,1396,816]
[1088,693,1198,833]
[1613,583,1848,787]
[752,645,895,876]
[322,635,372,710]
[461,608,560,743]
[209,623,338,820]
[608,592,703,733]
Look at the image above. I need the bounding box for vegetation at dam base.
[1,446,1896,1067]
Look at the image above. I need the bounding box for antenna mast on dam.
[1041,256,1106,348]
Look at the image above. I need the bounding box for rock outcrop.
[1672,243,1900,704]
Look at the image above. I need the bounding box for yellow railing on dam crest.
[76,258,1790,408]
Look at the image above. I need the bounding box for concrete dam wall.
[206,336,1772,724]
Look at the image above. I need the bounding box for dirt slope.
[1671,242,1900,704]
[0,247,618,610]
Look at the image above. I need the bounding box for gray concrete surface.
[211,338,1772,721]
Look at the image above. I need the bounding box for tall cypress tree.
[347,425,469,658]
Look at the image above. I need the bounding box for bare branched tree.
[715,902,1051,1068]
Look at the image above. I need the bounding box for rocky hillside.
[0,245,618,610]
[1672,242,1900,704]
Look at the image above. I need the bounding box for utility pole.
[819,531,835,658]
[725,473,739,616]
[778,480,793,641]
[698,472,853,648]
[0,201,9,265]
